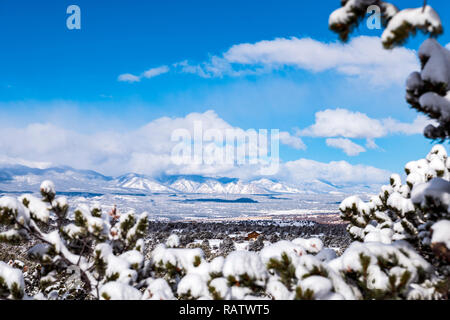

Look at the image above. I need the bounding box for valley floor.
[143,219,351,259]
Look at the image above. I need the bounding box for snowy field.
[0,191,350,222]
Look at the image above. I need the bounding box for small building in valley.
[246,231,261,241]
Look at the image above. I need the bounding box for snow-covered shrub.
[219,236,236,255]
[208,277,231,300]
[223,251,268,295]
[339,146,450,298]
[0,261,25,299]
[430,220,450,263]
[177,273,209,299]
[141,278,175,300]
[0,181,149,299]
[100,281,142,300]
[259,239,355,300]
[151,244,204,276]
[328,241,438,299]
[341,148,449,245]
[166,234,180,248]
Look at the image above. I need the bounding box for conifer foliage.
[330,0,450,140]
[0,180,149,299]
[330,0,450,298]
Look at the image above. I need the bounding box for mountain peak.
[0,164,380,195]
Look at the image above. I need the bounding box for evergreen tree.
[330,0,450,298]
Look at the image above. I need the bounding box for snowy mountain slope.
[169,178,201,193]
[0,165,112,192]
[164,176,296,194]
[249,178,304,194]
[194,180,268,194]
[114,174,376,195]
[115,174,175,193]
[0,165,379,195]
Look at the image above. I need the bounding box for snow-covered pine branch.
[329,1,400,43]
[407,39,450,140]
[329,0,443,48]
[329,0,450,140]
[0,180,149,299]
[340,146,449,296]
[0,261,25,299]
[329,1,449,298]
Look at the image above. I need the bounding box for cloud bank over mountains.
[0,111,300,178]
[0,108,428,186]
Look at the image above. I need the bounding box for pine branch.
[13,216,94,294]
[422,0,427,13]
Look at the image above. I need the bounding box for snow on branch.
[382,5,442,49]
[330,1,449,141]
[329,1,443,48]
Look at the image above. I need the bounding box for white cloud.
[279,132,306,150]
[302,108,434,138]
[365,138,378,149]
[180,36,419,85]
[119,36,418,85]
[0,156,52,170]
[301,109,435,156]
[279,158,390,186]
[176,58,266,78]
[326,138,366,156]
[446,43,450,50]
[118,65,170,83]
[143,65,170,79]
[0,111,304,178]
[382,115,434,135]
[301,108,386,139]
[118,73,141,83]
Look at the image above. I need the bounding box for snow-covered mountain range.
[0,164,377,195]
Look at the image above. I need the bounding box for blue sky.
[0,0,449,183]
